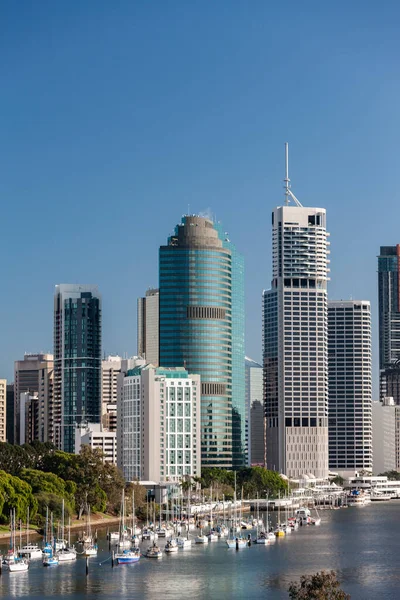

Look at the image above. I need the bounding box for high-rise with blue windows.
[159,215,245,469]
[54,284,102,453]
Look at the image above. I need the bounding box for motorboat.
[347,490,371,506]
[145,544,162,558]
[115,548,141,564]
[311,517,321,526]
[19,544,43,559]
[165,538,179,553]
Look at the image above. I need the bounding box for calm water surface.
[1,503,399,599]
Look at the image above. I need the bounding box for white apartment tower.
[118,365,201,482]
[263,144,330,479]
[328,301,372,474]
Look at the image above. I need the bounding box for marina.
[1,502,400,599]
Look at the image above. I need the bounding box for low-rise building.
[75,422,117,464]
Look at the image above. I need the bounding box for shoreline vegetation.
[0,441,289,539]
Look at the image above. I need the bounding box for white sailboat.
[18,507,42,559]
[226,474,247,549]
[82,506,98,556]
[57,502,77,562]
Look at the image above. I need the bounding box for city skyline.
[2,3,399,395]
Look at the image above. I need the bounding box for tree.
[378,470,400,481]
[288,571,350,599]
[331,476,344,486]
[0,470,38,523]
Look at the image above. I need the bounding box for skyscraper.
[159,215,245,469]
[263,145,330,479]
[245,358,264,466]
[328,300,372,474]
[54,284,102,453]
[137,288,159,366]
[378,246,400,400]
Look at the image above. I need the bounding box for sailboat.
[311,500,322,526]
[6,509,29,571]
[226,474,247,549]
[256,493,269,545]
[178,493,192,549]
[18,506,42,559]
[43,510,59,566]
[207,488,218,542]
[82,506,98,556]
[117,489,132,550]
[57,501,77,562]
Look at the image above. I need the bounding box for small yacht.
[195,533,209,544]
[19,544,43,559]
[226,537,247,549]
[207,530,218,542]
[256,531,270,545]
[57,548,77,562]
[43,554,59,567]
[115,548,141,564]
[165,538,179,553]
[9,558,29,572]
[274,526,285,538]
[145,544,163,558]
[82,544,98,557]
[177,537,192,549]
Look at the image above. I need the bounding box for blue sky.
[1,1,400,395]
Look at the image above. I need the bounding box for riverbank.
[0,513,121,540]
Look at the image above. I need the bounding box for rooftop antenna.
[284,142,303,207]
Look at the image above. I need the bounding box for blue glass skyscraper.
[159,216,245,469]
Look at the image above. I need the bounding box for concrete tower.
[263,144,330,479]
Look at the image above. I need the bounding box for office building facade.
[137,288,159,366]
[378,246,400,398]
[263,204,330,479]
[328,300,373,474]
[6,384,14,444]
[14,353,54,444]
[159,215,245,469]
[372,398,400,474]
[245,357,264,466]
[54,285,102,453]
[118,365,201,482]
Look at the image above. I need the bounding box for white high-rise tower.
[263,144,330,479]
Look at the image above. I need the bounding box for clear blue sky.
[1,1,400,396]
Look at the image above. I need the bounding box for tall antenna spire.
[283,142,303,207]
[284,142,290,205]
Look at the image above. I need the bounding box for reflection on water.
[2,505,400,599]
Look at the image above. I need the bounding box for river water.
[1,502,399,599]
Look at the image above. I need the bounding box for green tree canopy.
[0,471,38,524]
[288,570,350,599]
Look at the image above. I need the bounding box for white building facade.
[263,203,330,479]
[101,355,145,431]
[118,365,201,483]
[328,300,372,475]
[372,397,400,474]
[75,422,117,464]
